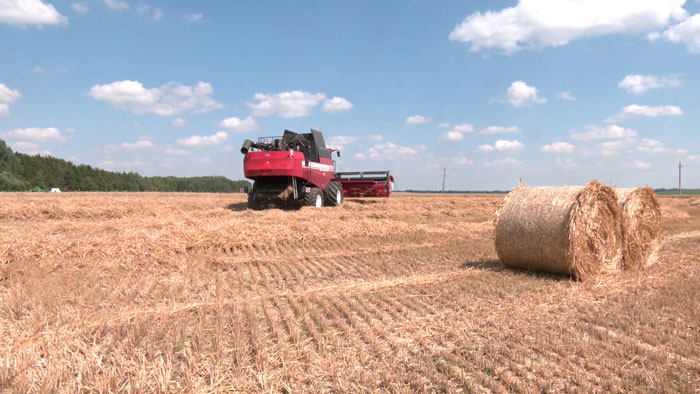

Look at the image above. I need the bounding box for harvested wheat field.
[1,192,699,392]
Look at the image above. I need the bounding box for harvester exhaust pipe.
[241,139,255,154]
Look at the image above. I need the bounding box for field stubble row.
[1,192,699,392]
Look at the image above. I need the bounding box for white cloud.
[121,140,154,149]
[437,122,450,128]
[541,141,574,153]
[452,157,474,165]
[570,124,637,141]
[101,160,115,168]
[9,141,38,152]
[326,134,382,151]
[171,118,186,127]
[480,125,520,134]
[0,83,21,117]
[479,140,524,153]
[405,114,432,124]
[0,0,68,26]
[441,124,474,141]
[165,148,191,156]
[176,131,228,147]
[656,13,700,53]
[71,2,88,13]
[505,81,546,107]
[484,158,522,167]
[442,131,464,141]
[448,0,687,53]
[321,96,353,113]
[556,91,576,101]
[88,80,223,116]
[184,12,202,22]
[153,7,163,21]
[622,160,652,170]
[219,116,259,132]
[247,90,326,118]
[494,139,524,152]
[618,74,682,94]
[103,0,129,11]
[607,104,683,122]
[365,142,419,160]
[477,144,495,153]
[354,153,366,160]
[1,127,66,141]
[637,138,671,153]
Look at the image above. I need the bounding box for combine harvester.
[241,129,394,209]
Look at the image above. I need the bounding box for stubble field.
[1,192,699,392]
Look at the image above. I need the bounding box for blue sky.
[1,0,700,190]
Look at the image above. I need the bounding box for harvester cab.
[241,129,393,209]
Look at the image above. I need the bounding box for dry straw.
[616,187,662,269]
[494,181,625,280]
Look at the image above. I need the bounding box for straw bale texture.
[616,187,662,269]
[494,181,625,280]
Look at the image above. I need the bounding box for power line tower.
[679,161,683,195]
[441,168,446,193]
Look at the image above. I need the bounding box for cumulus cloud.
[541,141,574,153]
[637,138,671,153]
[405,114,432,124]
[219,116,259,132]
[607,104,683,122]
[505,81,546,107]
[0,0,68,26]
[556,91,576,101]
[621,160,652,170]
[448,0,687,53]
[184,12,202,22]
[71,2,88,13]
[570,124,637,141]
[479,140,524,153]
[171,118,187,127]
[0,83,22,117]
[103,0,129,11]
[452,157,474,165]
[88,80,223,116]
[441,123,474,141]
[618,74,682,94]
[477,145,494,153]
[363,142,420,160]
[354,153,366,160]
[247,91,327,118]
[653,13,700,53]
[480,125,520,135]
[176,131,228,147]
[326,134,382,151]
[165,148,191,156]
[121,139,154,149]
[1,127,66,141]
[321,96,353,113]
[484,158,522,167]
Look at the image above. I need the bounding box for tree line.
[0,139,251,193]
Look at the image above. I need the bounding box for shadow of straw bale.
[347,199,384,205]
[460,259,572,281]
[225,202,248,211]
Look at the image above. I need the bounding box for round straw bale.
[494,181,625,280]
[615,187,662,269]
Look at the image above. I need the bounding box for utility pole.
[679,161,682,195]
[441,168,446,193]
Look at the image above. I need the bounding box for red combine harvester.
[241,129,394,209]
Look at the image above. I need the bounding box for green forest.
[0,139,251,193]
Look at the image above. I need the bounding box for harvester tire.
[305,187,324,208]
[247,193,263,210]
[325,181,343,206]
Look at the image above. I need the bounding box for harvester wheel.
[247,193,263,210]
[305,187,324,208]
[325,181,343,206]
